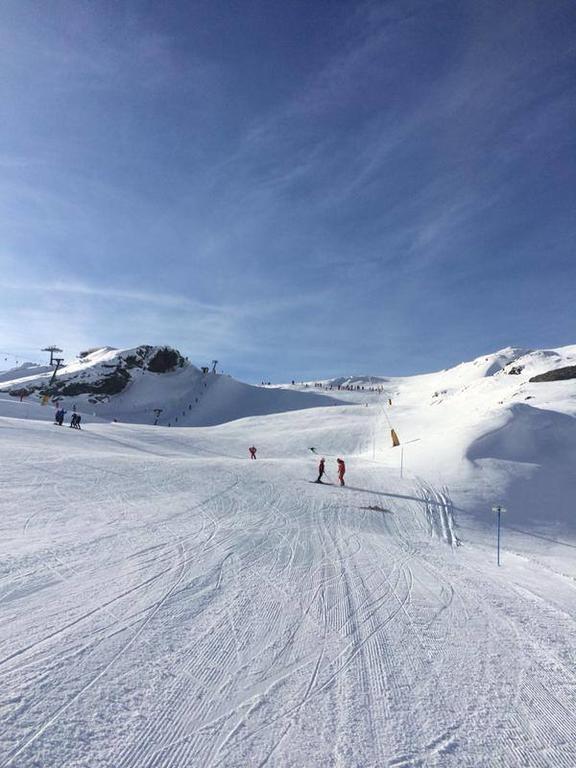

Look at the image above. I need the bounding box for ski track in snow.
[0,418,575,767]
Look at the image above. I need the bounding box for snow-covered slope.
[1,368,575,766]
[376,346,576,539]
[280,345,576,556]
[1,343,575,767]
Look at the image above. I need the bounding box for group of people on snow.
[316,457,346,486]
[54,409,82,429]
[54,408,66,426]
[248,447,346,485]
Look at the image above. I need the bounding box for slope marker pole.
[492,505,506,566]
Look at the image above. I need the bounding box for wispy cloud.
[0,0,574,379]
[0,274,332,374]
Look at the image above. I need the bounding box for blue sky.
[1,0,574,381]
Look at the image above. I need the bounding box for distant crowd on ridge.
[260,380,386,392]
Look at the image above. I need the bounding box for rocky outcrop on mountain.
[0,345,189,401]
[529,365,576,383]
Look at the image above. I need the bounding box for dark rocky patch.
[42,367,131,397]
[529,366,576,383]
[147,347,186,373]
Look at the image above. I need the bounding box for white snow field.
[1,346,575,767]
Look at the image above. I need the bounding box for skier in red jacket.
[336,458,346,486]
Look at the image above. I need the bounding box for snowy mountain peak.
[71,345,189,373]
[0,345,190,399]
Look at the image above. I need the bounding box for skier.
[336,458,346,486]
[74,414,82,429]
[69,413,77,428]
[315,457,326,483]
[249,446,257,460]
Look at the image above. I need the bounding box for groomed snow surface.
[1,346,576,767]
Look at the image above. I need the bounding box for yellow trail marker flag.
[391,429,400,447]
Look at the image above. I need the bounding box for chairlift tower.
[211,360,218,374]
[42,346,63,366]
[49,358,65,385]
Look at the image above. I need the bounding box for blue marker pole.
[492,505,506,566]
[497,508,501,566]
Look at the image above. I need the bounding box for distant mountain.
[0,361,53,384]
[0,345,342,426]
